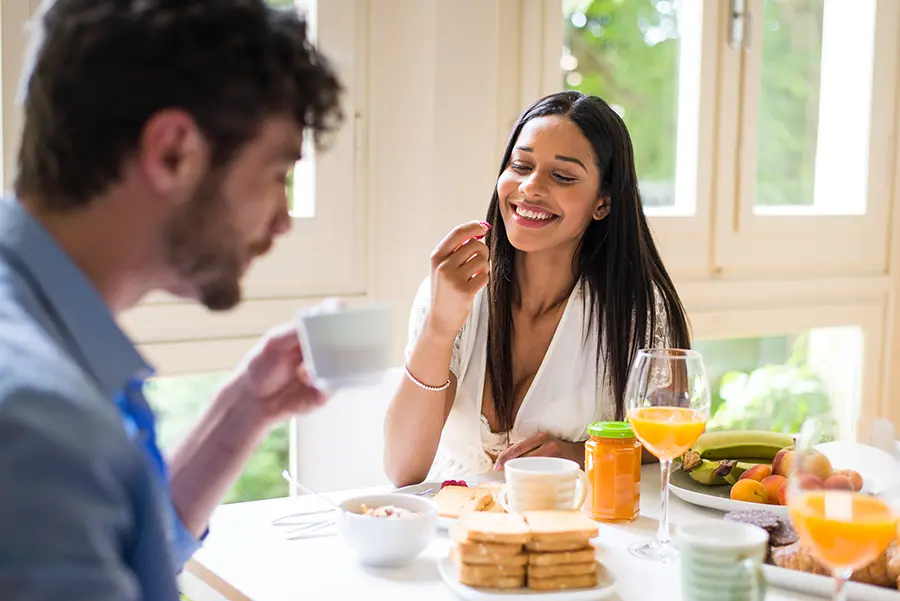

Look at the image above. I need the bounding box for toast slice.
[528,561,597,578]
[456,539,524,559]
[434,486,493,518]
[459,562,526,580]
[458,512,531,545]
[526,539,593,553]
[528,548,596,566]
[455,550,529,567]
[522,510,599,542]
[459,572,525,589]
[528,571,598,591]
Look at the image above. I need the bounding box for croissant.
[886,542,900,588]
[771,542,829,576]
[772,541,899,588]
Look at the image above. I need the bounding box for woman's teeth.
[515,205,555,220]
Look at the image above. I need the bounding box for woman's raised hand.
[426,221,491,339]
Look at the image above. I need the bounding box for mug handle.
[572,469,589,510]
[740,558,767,601]
[498,484,512,513]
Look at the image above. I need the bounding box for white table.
[183,465,822,601]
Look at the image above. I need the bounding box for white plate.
[437,556,616,600]
[763,564,900,601]
[669,441,897,515]
[395,479,504,530]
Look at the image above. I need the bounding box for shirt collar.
[0,198,152,398]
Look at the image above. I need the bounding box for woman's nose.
[519,171,549,199]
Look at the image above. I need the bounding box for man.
[0,1,343,599]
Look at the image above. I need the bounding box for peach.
[730,479,769,504]
[772,448,795,477]
[777,481,788,505]
[800,452,833,482]
[796,473,825,491]
[761,475,787,504]
[833,469,864,492]
[824,474,854,491]
[739,464,773,482]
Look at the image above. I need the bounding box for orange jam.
[584,421,641,522]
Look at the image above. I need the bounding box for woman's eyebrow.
[555,155,586,171]
[513,145,587,171]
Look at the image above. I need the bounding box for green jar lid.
[588,421,635,439]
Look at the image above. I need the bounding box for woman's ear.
[593,196,611,221]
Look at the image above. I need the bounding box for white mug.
[498,457,588,513]
[677,521,768,601]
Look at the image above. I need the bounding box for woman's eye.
[554,173,577,183]
[510,162,531,173]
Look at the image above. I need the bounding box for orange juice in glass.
[624,349,711,563]
[788,417,900,601]
[628,407,707,461]
[790,492,897,571]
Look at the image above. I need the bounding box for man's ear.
[138,109,207,203]
[593,196,611,221]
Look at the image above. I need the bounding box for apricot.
[833,469,864,492]
[796,473,824,491]
[772,448,795,477]
[824,474,854,491]
[777,481,787,505]
[761,475,787,505]
[739,464,773,482]
[730,479,769,504]
[800,452,833,482]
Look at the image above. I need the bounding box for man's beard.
[161,171,248,311]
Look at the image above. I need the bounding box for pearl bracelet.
[404,363,450,392]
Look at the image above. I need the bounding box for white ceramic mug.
[677,521,768,601]
[498,457,589,513]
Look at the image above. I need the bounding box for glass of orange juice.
[625,348,710,562]
[788,417,900,601]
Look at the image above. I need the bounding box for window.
[695,327,862,439]
[560,0,714,273]
[146,373,289,503]
[555,0,899,276]
[562,0,702,216]
[716,0,896,275]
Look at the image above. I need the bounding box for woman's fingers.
[431,221,490,266]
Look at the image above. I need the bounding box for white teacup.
[498,457,588,513]
[677,521,768,601]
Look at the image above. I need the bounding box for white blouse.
[404,278,669,480]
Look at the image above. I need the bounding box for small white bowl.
[337,493,437,566]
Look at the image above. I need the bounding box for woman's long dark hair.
[485,91,690,430]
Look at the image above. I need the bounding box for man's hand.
[230,322,330,429]
[169,321,330,538]
[493,432,585,471]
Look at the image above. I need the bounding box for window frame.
[713,0,900,278]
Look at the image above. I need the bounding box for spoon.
[281,470,342,510]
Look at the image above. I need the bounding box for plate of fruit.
[669,431,874,515]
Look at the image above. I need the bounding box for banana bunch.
[680,430,794,486]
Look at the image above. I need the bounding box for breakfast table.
[181,465,826,601]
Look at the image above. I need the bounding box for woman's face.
[496,115,607,255]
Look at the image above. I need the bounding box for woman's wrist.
[421,313,460,346]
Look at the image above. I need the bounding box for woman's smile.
[509,201,560,229]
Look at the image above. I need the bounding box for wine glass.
[787,416,900,601]
[625,348,711,562]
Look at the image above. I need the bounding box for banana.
[681,452,726,486]
[690,430,794,461]
[715,460,770,485]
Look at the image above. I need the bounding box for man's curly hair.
[15,0,344,210]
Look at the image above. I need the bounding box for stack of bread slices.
[450,510,600,591]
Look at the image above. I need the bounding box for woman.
[384,91,690,486]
